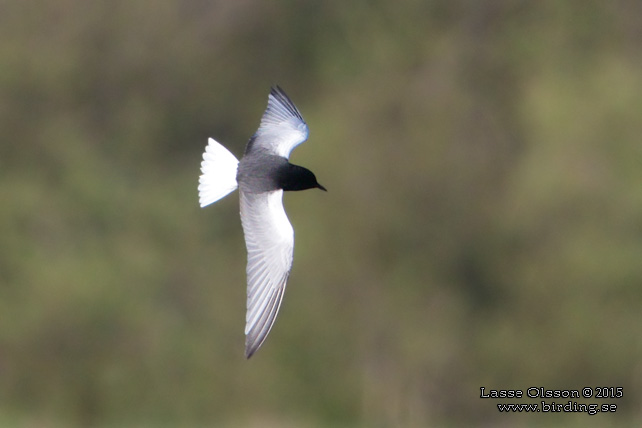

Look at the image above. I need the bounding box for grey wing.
[246,86,309,159]
[239,189,294,358]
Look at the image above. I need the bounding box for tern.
[198,86,325,358]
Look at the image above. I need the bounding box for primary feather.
[240,190,294,358]
[245,86,309,158]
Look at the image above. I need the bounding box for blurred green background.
[1,1,642,426]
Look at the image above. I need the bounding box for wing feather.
[239,190,294,358]
[245,86,309,158]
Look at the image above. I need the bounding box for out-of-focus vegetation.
[1,1,641,426]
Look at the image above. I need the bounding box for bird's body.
[198,86,325,358]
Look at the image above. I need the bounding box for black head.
[278,163,326,192]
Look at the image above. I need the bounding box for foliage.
[1,1,641,426]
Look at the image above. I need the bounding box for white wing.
[198,138,239,207]
[247,86,309,159]
[239,189,294,358]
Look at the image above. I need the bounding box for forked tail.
[198,138,239,207]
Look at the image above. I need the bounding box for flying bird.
[198,86,326,358]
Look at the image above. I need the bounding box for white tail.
[198,138,239,207]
